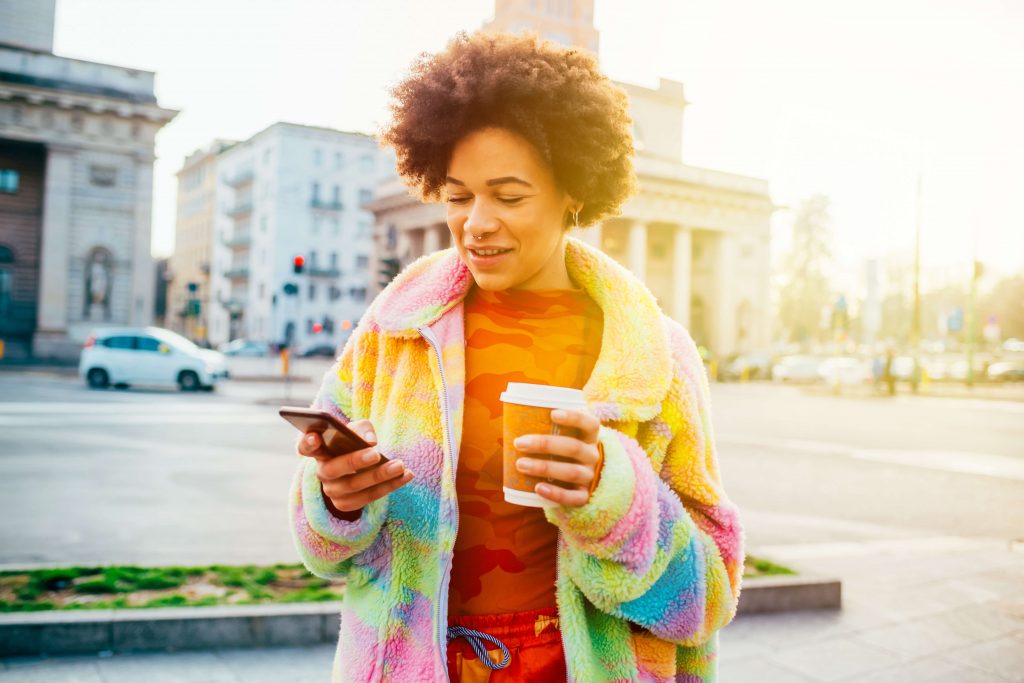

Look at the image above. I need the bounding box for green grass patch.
[744,555,797,578]
[0,563,344,613]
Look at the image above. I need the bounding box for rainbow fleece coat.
[289,237,745,682]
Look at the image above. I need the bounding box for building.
[0,0,177,359]
[367,0,774,358]
[202,122,394,351]
[168,139,233,342]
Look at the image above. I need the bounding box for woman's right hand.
[296,419,414,518]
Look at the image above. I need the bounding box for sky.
[52,0,1024,292]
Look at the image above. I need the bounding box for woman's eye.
[499,197,524,204]
[447,196,470,204]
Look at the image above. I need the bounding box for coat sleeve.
[288,328,390,580]
[544,327,745,647]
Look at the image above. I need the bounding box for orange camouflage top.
[448,284,604,617]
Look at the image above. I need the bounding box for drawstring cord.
[447,625,512,670]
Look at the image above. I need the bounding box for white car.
[771,355,821,383]
[79,327,229,391]
[218,338,272,357]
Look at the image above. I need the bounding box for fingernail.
[365,431,376,443]
[385,461,403,476]
[514,436,534,449]
[536,483,551,496]
[516,458,534,473]
[361,450,378,465]
[551,409,567,420]
[306,434,316,445]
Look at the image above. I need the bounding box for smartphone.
[279,406,387,461]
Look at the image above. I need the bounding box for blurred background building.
[173,123,394,352]
[366,0,775,359]
[167,139,233,343]
[0,0,176,359]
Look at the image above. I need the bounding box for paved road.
[1,373,1022,680]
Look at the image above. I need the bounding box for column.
[713,233,739,358]
[628,221,647,281]
[423,223,441,255]
[671,225,692,328]
[130,154,155,326]
[33,145,74,357]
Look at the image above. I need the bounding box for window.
[334,151,343,168]
[89,165,117,188]
[0,269,11,318]
[309,251,318,268]
[308,284,315,301]
[311,182,320,202]
[102,336,135,350]
[313,148,322,165]
[136,337,161,352]
[0,169,20,194]
[359,155,373,173]
[355,255,368,269]
[332,185,340,203]
[258,282,265,299]
[329,252,337,267]
[359,188,373,206]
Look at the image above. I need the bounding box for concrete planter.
[0,575,841,657]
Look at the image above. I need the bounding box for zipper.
[556,528,572,683]
[418,325,459,681]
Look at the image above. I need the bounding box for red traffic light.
[312,323,323,334]
[293,255,305,267]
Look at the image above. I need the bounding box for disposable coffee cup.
[500,382,588,508]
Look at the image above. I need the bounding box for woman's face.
[445,127,579,291]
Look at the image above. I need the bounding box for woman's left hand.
[514,408,602,508]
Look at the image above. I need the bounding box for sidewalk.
[3,536,1020,682]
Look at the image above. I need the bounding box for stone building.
[0,0,177,359]
[366,0,774,357]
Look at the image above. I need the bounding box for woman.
[291,31,744,682]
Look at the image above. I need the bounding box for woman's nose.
[464,199,499,235]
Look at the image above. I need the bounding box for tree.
[777,195,834,344]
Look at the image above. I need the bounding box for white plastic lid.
[499,382,587,411]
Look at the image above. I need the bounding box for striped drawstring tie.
[446,625,512,670]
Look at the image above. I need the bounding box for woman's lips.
[466,246,514,269]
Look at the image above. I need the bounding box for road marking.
[0,402,271,414]
[720,433,1024,481]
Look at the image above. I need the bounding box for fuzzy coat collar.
[365,237,673,422]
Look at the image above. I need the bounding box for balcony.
[226,200,253,217]
[224,266,250,280]
[310,198,343,211]
[222,231,252,249]
[225,169,254,187]
[307,266,341,278]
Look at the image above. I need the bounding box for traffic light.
[378,257,400,289]
[293,255,305,274]
[283,282,299,296]
[312,322,323,334]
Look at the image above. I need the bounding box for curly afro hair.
[379,30,637,229]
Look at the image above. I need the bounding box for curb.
[0,576,840,657]
[0,602,342,657]
[737,574,842,615]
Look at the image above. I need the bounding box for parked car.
[818,357,872,386]
[218,338,272,357]
[720,353,773,381]
[79,327,229,391]
[987,360,1024,382]
[771,355,821,383]
[300,344,341,359]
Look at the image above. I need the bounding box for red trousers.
[446,607,566,682]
